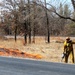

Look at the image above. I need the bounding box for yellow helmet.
[66,37,70,40]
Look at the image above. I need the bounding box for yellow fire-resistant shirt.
[64,40,75,52]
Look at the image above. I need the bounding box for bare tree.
[44,0,50,43]
[27,0,31,43]
[32,0,36,43]
[52,0,75,22]
[71,0,75,11]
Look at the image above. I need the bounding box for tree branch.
[36,1,75,22]
[55,11,75,22]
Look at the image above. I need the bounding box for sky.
[46,0,73,10]
[0,0,73,10]
[0,0,72,5]
[0,0,74,16]
[39,0,72,7]
[0,0,3,2]
[46,0,71,3]
[46,0,72,5]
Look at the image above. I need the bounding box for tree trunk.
[24,22,28,45]
[14,26,17,42]
[28,0,31,44]
[44,0,50,43]
[32,0,36,43]
[28,23,31,43]
[33,24,35,43]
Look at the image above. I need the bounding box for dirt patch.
[0,47,42,59]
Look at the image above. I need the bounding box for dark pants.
[65,50,74,63]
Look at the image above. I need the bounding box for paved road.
[0,57,75,75]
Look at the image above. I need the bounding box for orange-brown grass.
[0,36,75,63]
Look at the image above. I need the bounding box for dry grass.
[0,36,75,63]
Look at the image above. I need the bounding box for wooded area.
[0,0,75,44]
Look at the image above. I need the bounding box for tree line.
[0,0,75,44]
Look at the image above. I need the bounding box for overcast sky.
[0,0,73,9]
[46,0,73,10]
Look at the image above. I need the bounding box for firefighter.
[63,37,75,63]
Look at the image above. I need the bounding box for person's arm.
[72,41,75,44]
[64,46,66,53]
